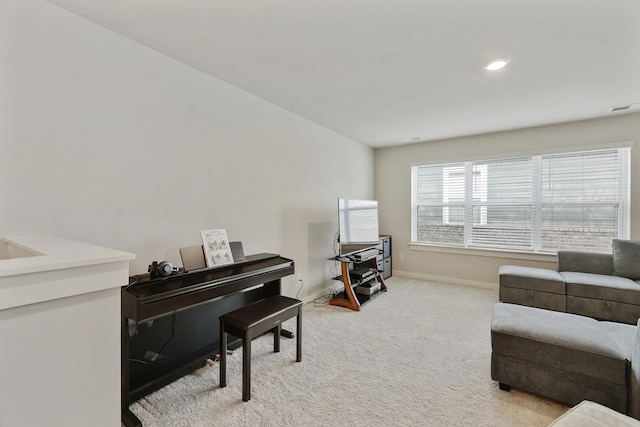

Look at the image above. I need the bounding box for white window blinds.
[539,149,629,251]
[411,147,630,253]
[469,157,533,250]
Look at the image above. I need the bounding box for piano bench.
[219,295,302,402]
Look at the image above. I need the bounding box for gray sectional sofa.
[492,239,640,421]
[499,239,640,324]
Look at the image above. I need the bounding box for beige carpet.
[128,277,568,426]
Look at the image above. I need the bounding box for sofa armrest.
[630,319,640,420]
[556,251,613,275]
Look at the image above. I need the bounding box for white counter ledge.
[0,235,135,310]
[0,236,135,427]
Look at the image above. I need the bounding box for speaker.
[179,245,207,271]
[230,241,245,262]
[148,260,178,279]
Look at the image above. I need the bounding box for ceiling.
[47,0,640,148]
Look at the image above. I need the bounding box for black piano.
[121,253,294,427]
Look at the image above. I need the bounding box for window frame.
[410,146,630,254]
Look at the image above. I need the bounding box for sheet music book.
[200,229,234,268]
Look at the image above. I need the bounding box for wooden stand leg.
[330,261,361,311]
[378,273,386,291]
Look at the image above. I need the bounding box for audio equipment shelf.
[329,250,386,311]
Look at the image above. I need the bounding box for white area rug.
[129,277,568,426]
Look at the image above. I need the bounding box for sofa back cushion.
[557,250,613,275]
[613,239,640,280]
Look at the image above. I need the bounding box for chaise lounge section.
[491,303,637,414]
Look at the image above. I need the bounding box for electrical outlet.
[144,351,163,362]
[399,252,404,261]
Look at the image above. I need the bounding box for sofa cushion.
[499,265,565,293]
[613,239,640,280]
[562,272,640,305]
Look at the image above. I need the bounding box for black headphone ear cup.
[148,260,176,279]
[148,261,159,278]
[157,261,175,277]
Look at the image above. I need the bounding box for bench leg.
[499,382,511,392]
[220,322,227,388]
[296,307,302,362]
[242,331,252,402]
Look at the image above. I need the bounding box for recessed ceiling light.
[484,58,510,71]
[400,137,422,143]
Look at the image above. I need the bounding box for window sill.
[409,243,556,263]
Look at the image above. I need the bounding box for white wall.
[1,0,374,300]
[376,113,640,288]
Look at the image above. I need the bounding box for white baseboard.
[392,270,498,291]
[299,271,498,304]
[299,283,341,304]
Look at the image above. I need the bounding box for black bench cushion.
[220,295,302,330]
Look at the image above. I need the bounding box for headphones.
[148,260,178,279]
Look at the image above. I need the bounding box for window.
[411,147,630,253]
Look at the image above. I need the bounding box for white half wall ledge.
[0,235,135,427]
[0,235,135,310]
